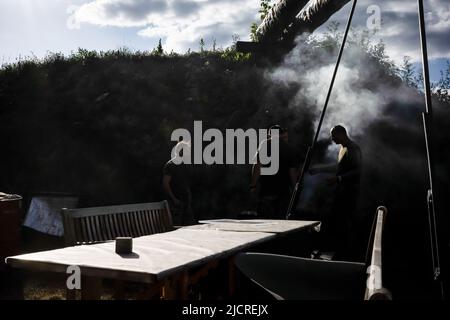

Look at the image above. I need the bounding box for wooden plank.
[127,212,136,237]
[141,210,151,235]
[85,217,93,243]
[80,217,88,243]
[73,219,82,245]
[7,259,157,284]
[116,213,125,237]
[104,215,113,240]
[109,215,117,239]
[150,210,158,232]
[194,219,321,235]
[136,211,145,236]
[90,216,99,242]
[123,213,132,237]
[131,211,141,236]
[112,214,121,237]
[62,209,76,246]
[147,210,156,234]
[94,215,103,242]
[236,41,271,53]
[162,209,172,231]
[131,211,139,236]
[155,209,164,232]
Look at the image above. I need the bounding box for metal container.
[0,193,23,267]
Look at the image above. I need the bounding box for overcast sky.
[0,0,449,81]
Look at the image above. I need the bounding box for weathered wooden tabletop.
[192,219,321,234]
[6,220,319,284]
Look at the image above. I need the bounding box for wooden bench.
[62,201,174,246]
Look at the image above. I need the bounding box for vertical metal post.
[417,0,445,299]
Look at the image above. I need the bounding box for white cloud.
[71,0,450,60]
[74,0,259,52]
[312,0,450,64]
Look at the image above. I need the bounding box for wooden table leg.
[163,276,178,300]
[137,281,163,300]
[162,272,190,300]
[178,271,190,300]
[66,288,77,300]
[4,267,24,300]
[228,257,236,298]
[81,276,102,300]
[113,280,125,300]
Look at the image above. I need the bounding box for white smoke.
[267,34,395,141]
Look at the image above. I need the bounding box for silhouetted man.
[163,141,196,226]
[251,125,298,219]
[310,125,362,259]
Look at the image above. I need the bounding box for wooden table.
[6,220,319,299]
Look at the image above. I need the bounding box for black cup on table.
[115,237,133,255]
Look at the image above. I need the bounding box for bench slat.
[136,211,145,236]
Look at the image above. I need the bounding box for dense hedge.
[0,49,312,218]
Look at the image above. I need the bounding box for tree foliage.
[250,0,274,41]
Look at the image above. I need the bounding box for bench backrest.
[62,201,173,246]
[364,206,392,300]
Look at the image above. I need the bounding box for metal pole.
[286,0,358,219]
[417,0,445,299]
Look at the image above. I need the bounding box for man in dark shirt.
[250,125,298,219]
[163,141,196,226]
[310,125,362,259]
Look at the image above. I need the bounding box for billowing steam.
[269,37,391,139]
